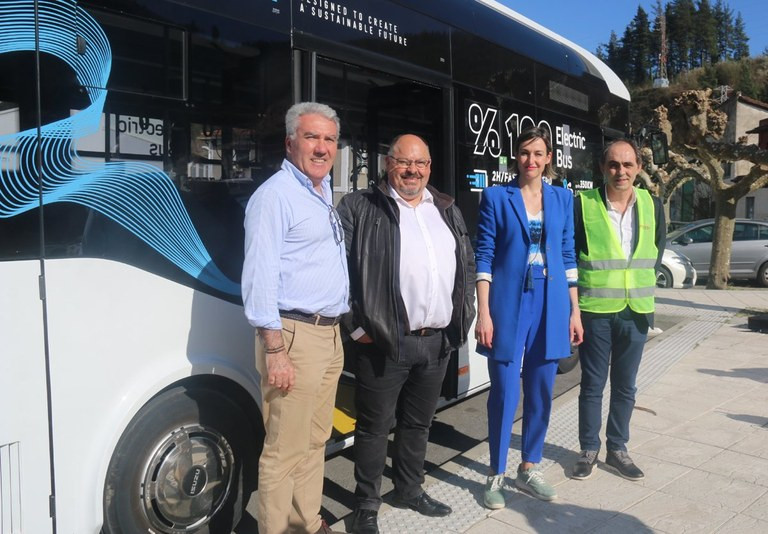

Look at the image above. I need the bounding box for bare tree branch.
[642,89,768,289]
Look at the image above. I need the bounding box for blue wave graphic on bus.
[0,0,239,296]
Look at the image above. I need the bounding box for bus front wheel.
[103,385,257,533]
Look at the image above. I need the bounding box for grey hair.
[285,102,340,138]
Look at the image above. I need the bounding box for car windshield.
[667,222,702,241]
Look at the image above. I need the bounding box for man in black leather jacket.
[337,134,475,534]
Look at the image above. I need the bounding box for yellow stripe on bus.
[333,406,357,435]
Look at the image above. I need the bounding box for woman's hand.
[569,311,584,345]
[475,311,494,348]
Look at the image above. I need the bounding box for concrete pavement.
[334,288,768,533]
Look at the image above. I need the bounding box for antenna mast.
[654,8,669,87]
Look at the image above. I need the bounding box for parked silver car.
[657,248,697,288]
[666,219,768,287]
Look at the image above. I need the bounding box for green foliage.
[737,60,759,99]
[698,64,719,88]
[628,57,768,130]
[667,0,696,73]
[694,0,717,66]
[630,6,654,84]
[628,86,675,129]
[732,14,750,59]
[599,0,755,88]
[713,0,734,61]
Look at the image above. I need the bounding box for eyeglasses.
[328,205,344,245]
[389,157,431,170]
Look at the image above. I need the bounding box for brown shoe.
[314,519,345,534]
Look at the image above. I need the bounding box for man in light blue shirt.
[242,102,348,534]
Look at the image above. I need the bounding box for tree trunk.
[707,197,737,289]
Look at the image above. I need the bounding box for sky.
[498,0,768,58]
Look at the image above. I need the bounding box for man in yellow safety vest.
[570,139,665,482]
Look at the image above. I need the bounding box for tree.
[629,6,654,85]
[619,25,635,83]
[667,0,696,73]
[693,0,718,67]
[640,90,768,288]
[737,60,759,98]
[732,13,750,59]
[650,0,665,79]
[713,0,734,61]
[602,31,625,80]
[600,0,755,87]
[698,64,719,88]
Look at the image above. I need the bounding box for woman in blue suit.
[475,127,583,507]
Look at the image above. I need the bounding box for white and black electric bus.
[0,0,630,532]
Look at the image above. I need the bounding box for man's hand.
[259,328,295,393]
[355,333,374,344]
[266,349,295,393]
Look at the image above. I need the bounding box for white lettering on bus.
[467,102,595,176]
[117,117,164,136]
[555,125,586,150]
[300,1,406,47]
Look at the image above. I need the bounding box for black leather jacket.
[337,181,476,361]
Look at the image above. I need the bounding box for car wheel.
[758,262,768,288]
[656,266,673,288]
[103,385,259,534]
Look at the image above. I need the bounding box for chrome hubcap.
[141,424,234,532]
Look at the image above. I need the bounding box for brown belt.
[407,328,441,337]
[279,310,340,326]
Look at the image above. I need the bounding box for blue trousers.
[578,307,648,452]
[487,266,558,474]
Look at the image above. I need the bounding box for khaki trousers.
[255,318,343,534]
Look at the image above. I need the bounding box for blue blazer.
[475,179,576,362]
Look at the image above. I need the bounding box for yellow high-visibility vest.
[578,188,657,314]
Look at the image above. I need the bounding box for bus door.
[292,55,465,437]
[0,1,71,531]
[313,56,449,204]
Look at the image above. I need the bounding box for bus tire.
[103,385,257,533]
[557,350,579,374]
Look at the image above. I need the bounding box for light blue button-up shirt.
[242,159,350,329]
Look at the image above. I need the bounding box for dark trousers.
[578,307,648,452]
[353,333,448,511]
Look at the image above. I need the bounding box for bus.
[0,0,629,532]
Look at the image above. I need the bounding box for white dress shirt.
[392,185,457,330]
[349,185,457,340]
[605,187,637,260]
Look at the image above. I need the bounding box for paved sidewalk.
[335,289,768,533]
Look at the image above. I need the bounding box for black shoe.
[391,491,452,517]
[571,450,599,480]
[350,508,379,534]
[605,450,645,481]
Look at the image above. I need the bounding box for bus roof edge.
[476,0,631,103]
